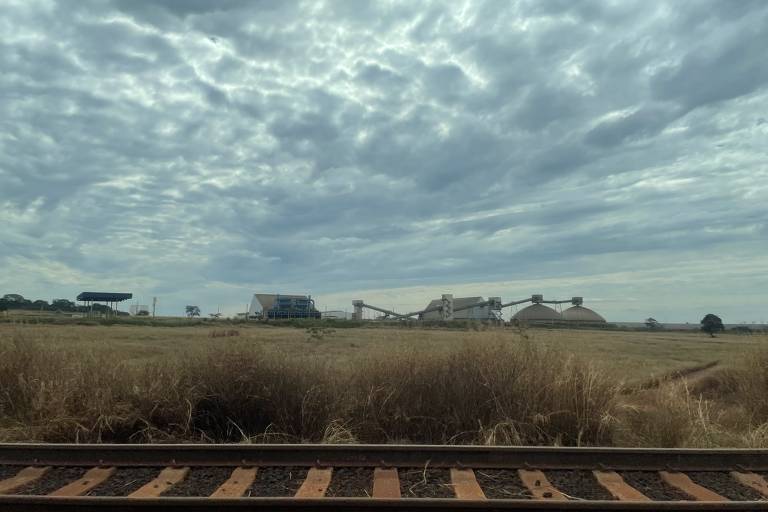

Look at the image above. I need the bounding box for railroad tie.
[210,467,258,498]
[128,467,189,498]
[295,467,333,498]
[730,471,768,498]
[0,467,50,495]
[450,468,486,500]
[517,469,568,500]
[659,471,728,501]
[49,467,116,496]
[592,470,650,501]
[372,468,401,498]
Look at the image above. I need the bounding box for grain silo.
[561,305,606,323]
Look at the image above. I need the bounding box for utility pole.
[152,297,157,318]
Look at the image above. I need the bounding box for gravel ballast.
[475,469,531,499]
[87,467,160,497]
[0,466,24,481]
[620,471,690,501]
[162,467,233,497]
[14,467,87,495]
[399,468,453,498]
[247,466,308,497]
[687,471,766,501]
[326,467,373,497]
[545,470,615,500]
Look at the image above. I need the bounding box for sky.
[1,0,767,323]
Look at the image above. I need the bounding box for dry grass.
[346,341,615,446]
[0,328,616,445]
[2,323,767,447]
[614,340,768,448]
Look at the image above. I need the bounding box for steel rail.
[0,496,768,512]
[2,496,768,511]
[2,444,768,470]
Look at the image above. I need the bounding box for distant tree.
[645,317,662,329]
[185,305,201,318]
[2,293,25,303]
[32,300,50,310]
[700,314,725,337]
[52,299,75,311]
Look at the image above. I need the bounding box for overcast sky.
[1,0,767,322]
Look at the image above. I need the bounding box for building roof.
[76,292,133,302]
[512,303,562,321]
[562,305,606,322]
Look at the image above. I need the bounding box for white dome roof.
[562,305,606,322]
[512,304,562,321]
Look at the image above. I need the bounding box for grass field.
[1,321,766,447]
[0,322,756,382]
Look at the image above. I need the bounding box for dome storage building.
[562,305,606,323]
[511,303,562,323]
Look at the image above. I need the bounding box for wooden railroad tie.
[450,468,486,500]
[210,467,258,498]
[659,471,728,501]
[128,467,189,498]
[0,467,50,495]
[49,467,116,496]
[730,471,768,498]
[372,468,401,498]
[517,469,568,501]
[593,470,650,501]
[295,467,333,498]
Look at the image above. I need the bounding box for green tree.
[700,313,724,337]
[52,299,75,311]
[185,305,201,318]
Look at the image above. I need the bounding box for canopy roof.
[76,292,133,302]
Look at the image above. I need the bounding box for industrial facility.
[353,294,606,324]
[248,293,321,320]
[242,292,605,324]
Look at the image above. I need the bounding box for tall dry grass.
[0,329,617,445]
[346,342,616,445]
[614,337,768,448]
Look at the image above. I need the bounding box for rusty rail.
[2,443,767,470]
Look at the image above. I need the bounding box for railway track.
[1,443,768,510]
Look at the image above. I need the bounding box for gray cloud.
[0,0,766,321]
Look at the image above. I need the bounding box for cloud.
[0,0,766,321]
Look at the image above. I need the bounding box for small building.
[421,296,496,321]
[248,293,321,319]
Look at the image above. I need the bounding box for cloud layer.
[1,0,767,321]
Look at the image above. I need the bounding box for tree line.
[0,294,115,314]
